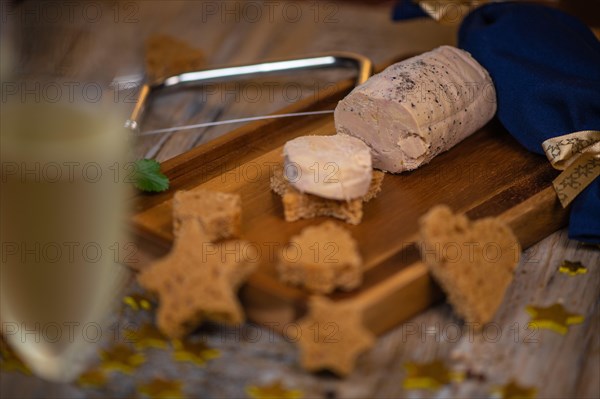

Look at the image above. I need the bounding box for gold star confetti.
[77,368,107,388]
[172,339,220,366]
[558,260,588,276]
[246,380,303,399]
[493,380,538,399]
[138,377,184,399]
[100,344,146,374]
[123,293,154,311]
[125,324,170,350]
[0,340,31,375]
[403,360,464,391]
[526,303,584,335]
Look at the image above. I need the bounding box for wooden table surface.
[1,1,599,398]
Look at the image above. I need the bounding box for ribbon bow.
[542,130,600,207]
[414,0,489,25]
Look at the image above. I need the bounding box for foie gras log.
[334,46,497,173]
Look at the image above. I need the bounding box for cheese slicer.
[124,52,373,134]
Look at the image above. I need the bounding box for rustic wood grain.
[1,1,598,398]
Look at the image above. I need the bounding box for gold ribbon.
[542,130,600,208]
[414,0,489,25]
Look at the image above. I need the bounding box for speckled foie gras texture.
[334,45,496,173]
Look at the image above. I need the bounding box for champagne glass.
[1,91,131,382]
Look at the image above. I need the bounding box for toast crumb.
[173,189,241,242]
[419,205,520,326]
[270,166,384,225]
[277,221,362,294]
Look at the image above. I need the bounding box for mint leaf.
[133,159,169,193]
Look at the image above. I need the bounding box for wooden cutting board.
[129,75,569,337]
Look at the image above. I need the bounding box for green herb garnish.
[134,159,170,193]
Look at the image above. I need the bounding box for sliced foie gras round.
[283,134,373,200]
[334,45,497,173]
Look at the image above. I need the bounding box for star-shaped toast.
[137,219,257,339]
[296,296,375,376]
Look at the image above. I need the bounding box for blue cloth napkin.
[392,0,428,21]
[458,3,600,243]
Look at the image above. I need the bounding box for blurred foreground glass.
[1,98,130,382]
